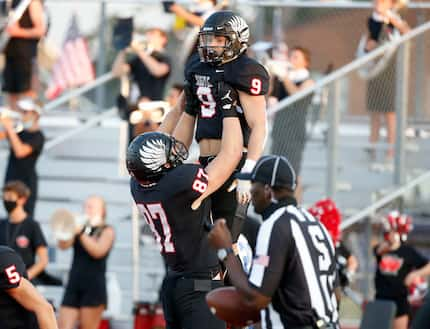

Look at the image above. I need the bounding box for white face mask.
[23,119,34,130]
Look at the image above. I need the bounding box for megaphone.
[50,209,88,241]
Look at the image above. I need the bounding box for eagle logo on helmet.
[139,138,167,172]
[227,15,249,45]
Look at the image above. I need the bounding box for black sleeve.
[23,132,44,154]
[248,218,289,297]
[225,58,270,96]
[184,80,199,117]
[31,221,47,250]
[0,247,25,290]
[152,52,171,77]
[407,246,429,269]
[337,242,351,259]
[368,16,383,42]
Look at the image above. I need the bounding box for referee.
[208,155,339,329]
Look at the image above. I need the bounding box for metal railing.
[267,19,430,198]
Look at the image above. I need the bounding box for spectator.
[0,181,48,284]
[374,211,430,329]
[0,246,58,329]
[0,98,45,218]
[162,0,222,64]
[269,47,315,202]
[112,27,171,140]
[308,199,359,292]
[2,0,47,110]
[364,0,409,165]
[112,27,171,102]
[57,195,115,329]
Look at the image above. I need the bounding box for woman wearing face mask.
[374,212,430,329]
[57,195,115,329]
[0,181,49,283]
[0,97,45,218]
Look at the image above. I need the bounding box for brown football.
[206,287,260,326]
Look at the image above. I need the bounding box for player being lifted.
[127,85,243,328]
[160,11,269,236]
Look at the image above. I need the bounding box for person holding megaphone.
[55,195,115,329]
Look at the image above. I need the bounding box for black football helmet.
[126,132,188,182]
[198,11,249,65]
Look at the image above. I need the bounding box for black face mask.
[3,200,17,213]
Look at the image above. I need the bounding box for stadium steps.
[0,114,164,325]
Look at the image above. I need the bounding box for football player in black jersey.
[0,246,58,329]
[127,91,242,329]
[160,11,269,236]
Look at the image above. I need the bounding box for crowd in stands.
[0,1,428,329]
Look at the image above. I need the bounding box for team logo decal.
[379,255,403,275]
[139,139,167,172]
[16,235,30,248]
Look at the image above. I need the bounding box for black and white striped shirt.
[249,202,339,328]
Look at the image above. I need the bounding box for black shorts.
[2,56,34,93]
[161,273,226,329]
[199,153,246,231]
[376,295,410,317]
[62,276,107,308]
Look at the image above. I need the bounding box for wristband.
[241,159,256,173]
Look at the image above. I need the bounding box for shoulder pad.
[224,55,270,96]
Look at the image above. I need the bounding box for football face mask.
[198,33,230,65]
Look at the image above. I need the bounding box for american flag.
[45,14,95,100]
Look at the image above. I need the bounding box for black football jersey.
[0,246,36,328]
[130,164,219,274]
[184,53,269,145]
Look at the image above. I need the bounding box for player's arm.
[171,81,198,148]
[7,0,46,39]
[172,113,196,150]
[7,278,58,329]
[78,227,115,259]
[158,91,185,134]
[240,91,267,162]
[26,245,48,280]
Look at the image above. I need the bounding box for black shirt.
[4,0,40,59]
[128,50,171,100]
[0,246,37,329]
[374,243,428,299]
[184,53,269,145]
[130,164,219,275]
[335,241,352,288]
[69,226,110,284]
[249,201,338,328]
[367,15,395,43]
[0,218,47,270]
[5,130,45,184]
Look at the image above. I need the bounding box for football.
[206,287,260,326]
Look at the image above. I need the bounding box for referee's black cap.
[236,155,297,191]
